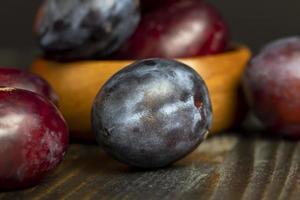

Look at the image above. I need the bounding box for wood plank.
[0,134,299,200]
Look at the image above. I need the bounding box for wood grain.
[0,134,299,200]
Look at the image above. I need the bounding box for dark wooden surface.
[0,134,299,200]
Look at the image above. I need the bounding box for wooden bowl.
[31,45,251,140]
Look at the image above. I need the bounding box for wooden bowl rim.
[37,44,251,65]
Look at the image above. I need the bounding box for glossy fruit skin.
[34,0,140,61]
[92,59,212,168]
[243,37,300,138]
[114,0,229,59]
[0,88,69,189]
[0,68,58,105]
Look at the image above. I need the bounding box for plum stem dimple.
[194,99,203,109]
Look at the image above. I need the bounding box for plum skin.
[0,68,58,105]
[114,0,229,59]
[0,88,69,189]
[243,37,300,138]
[34,0,140,61]
[92,59,212,168]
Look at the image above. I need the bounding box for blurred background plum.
[0,0,300,58]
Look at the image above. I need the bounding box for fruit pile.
[34,0,228,60]
[0,0,299,190]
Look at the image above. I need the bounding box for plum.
[0,68,58,105]
[0,87,68,189]
[92,59,212,168]
[114,0,229,59]
[34,0,140,61]
[243,37,300,138]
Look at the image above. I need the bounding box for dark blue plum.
[34,0,140,61]
[92,59,212,168]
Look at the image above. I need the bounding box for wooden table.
[0,134,299,200]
